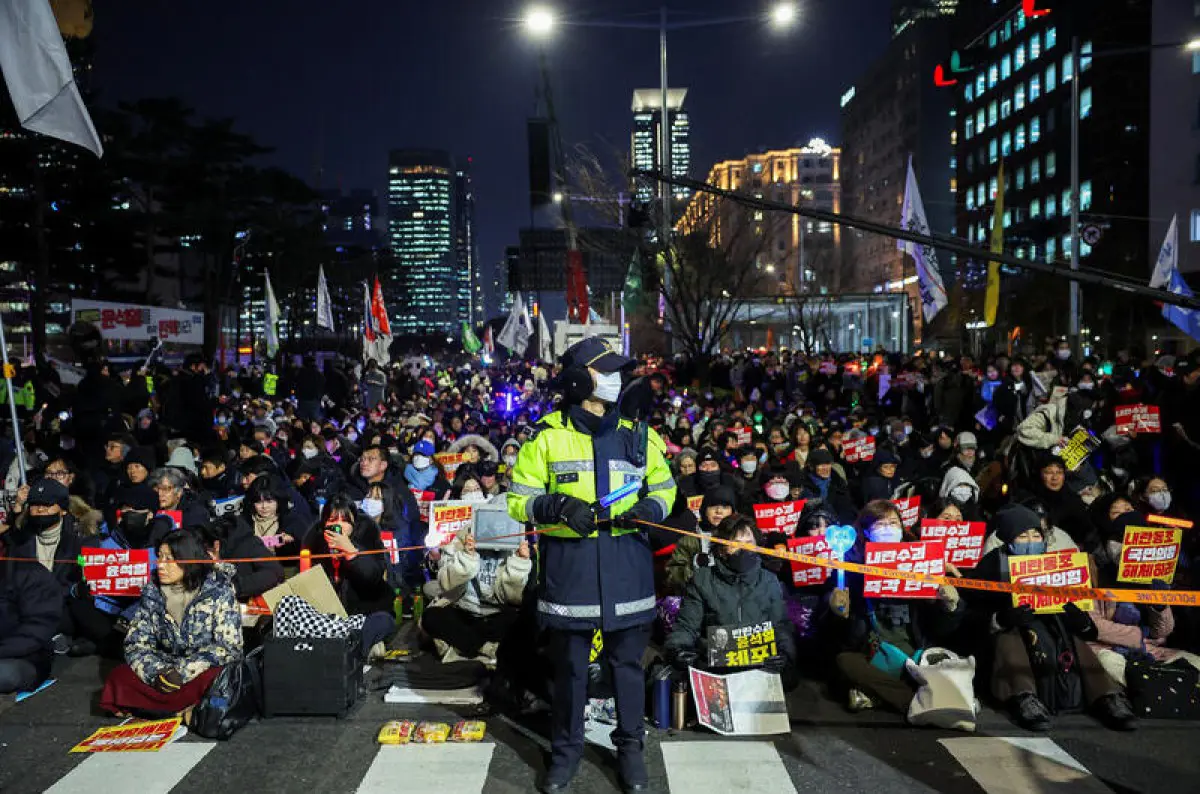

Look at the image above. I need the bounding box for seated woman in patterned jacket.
[99,529,242,721]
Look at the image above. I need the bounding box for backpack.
[190,647,264,740]
[1023,617,1083,714]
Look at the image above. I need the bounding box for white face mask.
[1148,491,1172,512]
[592,371,623,403]
[951,485,974,503]
[869,525,904,544]
[412,455,431,470]
[742,460,759,476]
[765,482,790,501]
[1056,349,1071,361]
[302,447,318,460]
[503,454,518,468]
[461,490,486,503]
[1077,381,1094,391]
[360,498,384,518]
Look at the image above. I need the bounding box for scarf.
[406,463,437,491]
[162,582,198,626]
[35,521,62,572]
[812,474,831,500]
[253,514,280,539]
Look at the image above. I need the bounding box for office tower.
[455,161,484,326]
[387,149,457,335]
[631,88,691,204]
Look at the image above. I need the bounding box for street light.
[525,7,554,35]
[1186,38,1200,50]
[770,2,797,28]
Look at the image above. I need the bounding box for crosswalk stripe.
[45,743,215,794]
[661,740,795,794]
[939,737,1111,793]
[356,743,496,794]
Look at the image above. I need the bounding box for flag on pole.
[538,311,553,363]
[897,156,948,321]
[483,326,495,356]
[497,292,532,355]
[462,322,482,354]
[1149,215,1200,343]
[0,0,103,157]
[622,249,644,315]
[316,265,335,331]
[985,161,1004,326]
[362,277,393,365]
[264,271,281,358]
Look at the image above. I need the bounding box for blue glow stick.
[599,479,643,509]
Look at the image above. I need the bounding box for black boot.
[617,747,649,793]
[1095,693,1137,731]
[540,761,579,794]
[1010,692,1052,732]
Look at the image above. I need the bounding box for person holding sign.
[664,515,797,688]
[971,504,1135,732]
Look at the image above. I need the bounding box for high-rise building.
[455,162,484,325]
[841,9,956,302]
[631,88,691,204]
[319,189,381,250]
[892,0,958,36]
[1150,0,1200,274]
[387,149,457,335]
[677,140,842,295]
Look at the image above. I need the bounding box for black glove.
[760,655,787,674]
[1062,602,1099,641]
[155,669,183,693]
[611,498,660,531]
[670,649,698,673]
[531,493,596,537]
[998,604,1037,630]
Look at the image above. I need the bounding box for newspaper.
[688,667,789,736]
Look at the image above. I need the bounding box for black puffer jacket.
[0,556,63,684]
[665,555,796,663]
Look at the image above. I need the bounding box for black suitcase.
[263,634,364,717]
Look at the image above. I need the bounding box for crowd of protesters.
[2,340,1200,736]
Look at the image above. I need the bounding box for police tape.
[641,520,1200,608]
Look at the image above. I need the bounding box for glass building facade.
[631,88,691,204]
[387,149,457,335]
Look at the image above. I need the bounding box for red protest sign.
[863,540,945,599]
[1114,404,1161,435]
[843,435,876,463]
[733,427,753,446]
[893,496,921,529]
[82,548,152,597]
[753,500,807,536]
[434,452,467,480]
[411,488,436,520]
[786,535,832,586]
[687,495,704,519]
[71,717,180,753]
[919,520,987,569]
[380,531,400,565]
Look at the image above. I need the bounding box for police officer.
[507,338,676,794]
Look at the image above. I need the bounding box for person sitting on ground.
[665,514,799,690]
[0,543,63,695]
[798,448,857,523]
[148,467,212,536]
[99,529,241,720]
[665,486,737,595]
[198,447,239,501]
[243,474,308,560]
[422,527,532,663]
[199,516,284,601]
[860,449,903,503]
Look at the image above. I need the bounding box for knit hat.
[124,446,156,472]
[166,446,197,476]
[115,484,158,512]
[28,478,69,509]
[702,486,738,513]
[808,448,835,467]
[992,504,1041,545]
[697,447,722,466]
[874,448,900,467]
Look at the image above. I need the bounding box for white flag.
[897,156,948,321]
[538,311,553,363]
[1149,216,1200,342]
[1150,215,1179,290]
[264,271,280,358]
[0,0,103,157]
[316,265,335,331]
[497,291,532,355]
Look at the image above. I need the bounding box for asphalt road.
[2,645,1198,794]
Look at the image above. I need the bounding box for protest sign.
[786,536,832,586]
[1008,551,1094,613]
[426,502,474,548]
[81,548,152,598]
[752,500,806,536]
[819,361,837,375]
[863,540,945,599]
[213,495,243,517]
[919,520,987,569]
[1056,426,1100,472]
[262,566,346,617]
[1117,526,1182,584]
[71,718,182,753]
[689,668,789,736]
[411,488,436,520]
[1115,405,1162,435]
[380,530,400,565]
[72,299,204,345]
[687,494,704,520]
[843,435,876,463]
[472,499,523,551]
[433,452,467,480]
[893,496,921,530]
[733,427,753,446]
[706,620,779,668]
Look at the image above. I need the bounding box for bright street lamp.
[770,2,797,29]
[1187,38,1200,51]
[525,7,554,36]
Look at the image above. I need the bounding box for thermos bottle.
[653,677,671,729]
[671,680,688,730]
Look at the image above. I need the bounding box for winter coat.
[435,537,532,617]
[6,514,84,595]
[362,368,388,408]
[124,563,242,685]
[220,518,285,599]
[1088,599,1176,661]
[301,517,392,616]
[798,471,857,523]
[939,466,981,503]
[1016,391,1068,451]
[0,557,63,684]
[448,433,499,463]
[665,556,797,663]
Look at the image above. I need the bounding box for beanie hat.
[993,504,1041,545]
[124,446,156,471]
[702,486,738,514]
[115,484,158,512]
[808,448,835,467]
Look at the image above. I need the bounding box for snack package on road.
[450,721,487,742]
[377,720,416,745]
[413,722,451,743]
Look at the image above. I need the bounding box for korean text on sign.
[426,502,475,547]
[1118,526,1182,584]
[82,548,152,597]
[1114,404,1162,435]
[1008,551,1093,614]
[710,621,778,668]
[434,453,467,480]
[71,718,181,753]
[893,496,921,530]
[1057,426,1100,472]
[863,540,945,599]
[843,435,876,464]
[687,494,704,520]
[786,536,832,586]
[752,499,806,536]
[919,520,987,569]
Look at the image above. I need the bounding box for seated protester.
[358,479,407,589]
[199,517,284,601]
[240,455,315,524]
[289,436,344,511]
[1027,457,1097,551]
[404,439,451,498]
[924,496,965,524]
[943,432,983,479]
[860,449,902,503]
[301,496,394,650]
[783,421,815,470]
[939,466,982,521]
[448,433,499,466]
[733,446,763,499]
[237,438,265,464]
[1131,476,1182,521]
[664,515,798,690]
[1015,385,1070,453]
[675,447,740,501]
[0,543,63,694]
[665,487,737,595]
[350,444,423,590]
[422,527,532,662]
[243,474,307,560]
[454,472,489,503]
[1089,493,1138,570]
[100,529,241,719]
[784,501,841,664]
[124,446,156,488]
[971,504,1134,731]
[478,460,503,497]
[147,467,211,537]
[766,425,792,462]
[198,447,239,500]
[93,432,135,505]
[798,448,856,523]
[831,500,965,714]
[897,432,940,483]
[498,439,522,484]
[673,447,698,481]
[982,496,1078,556]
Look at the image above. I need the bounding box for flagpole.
[0,319,27,487]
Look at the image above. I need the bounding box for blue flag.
[1149,216,1200,342]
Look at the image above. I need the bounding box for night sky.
[92,0,892,308]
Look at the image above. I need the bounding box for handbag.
[906,647,978,731]
[1125,657,1200,720]
[190,647,264,740]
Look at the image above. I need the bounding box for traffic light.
[1023,0,1051,19]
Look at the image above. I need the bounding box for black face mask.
[119,511,151,546]
[723,549,761,575]
[25,513,61,533]
[202,475,226,492]
[696,470,720,491]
